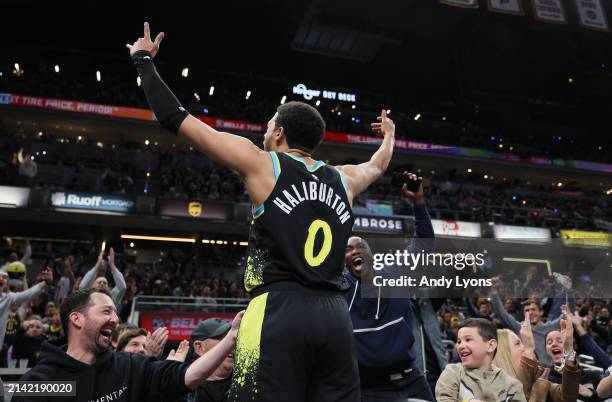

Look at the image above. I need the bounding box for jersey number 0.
[304,219,332,267]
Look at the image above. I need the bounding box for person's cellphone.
[391,171,422,193]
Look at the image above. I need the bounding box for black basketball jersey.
[243,152,354,293]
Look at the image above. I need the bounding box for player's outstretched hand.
[126,22,165,58]
[371,109,395,138]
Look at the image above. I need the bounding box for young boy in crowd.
[436,318,526,402]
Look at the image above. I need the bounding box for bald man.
[344,173,437,402]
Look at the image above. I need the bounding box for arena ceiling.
[2,0,612,141]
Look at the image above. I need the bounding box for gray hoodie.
[79,266,127,307]
[436,363,526,402]
[490,291,560,366]
[0,283,45,347]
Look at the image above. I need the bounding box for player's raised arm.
[336,109,395,200]
[126,22,268,177]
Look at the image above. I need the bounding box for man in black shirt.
[186,318,234,402]
[14,289,243,401]
[13,316,45,367]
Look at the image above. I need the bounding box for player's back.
[244,152,354,293]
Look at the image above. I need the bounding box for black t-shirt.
[191,377,231,402]
[14,341,190,402]
[4,311,21,347]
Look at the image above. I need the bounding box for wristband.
[560,351,576,368]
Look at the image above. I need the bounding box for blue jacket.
[344,204,434,378]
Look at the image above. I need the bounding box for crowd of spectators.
[1,66,611,396]
[365,176,611,231]
[0,238,246,368]
[1,214,611,400]
[1,132,610,232]
[435,270,612,401]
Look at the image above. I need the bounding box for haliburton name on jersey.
[272,180,351,224]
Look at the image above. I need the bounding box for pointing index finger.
[144,22,151,40]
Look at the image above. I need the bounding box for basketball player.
[127,22,395,402]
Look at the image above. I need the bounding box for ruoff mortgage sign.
[50,191,135,213]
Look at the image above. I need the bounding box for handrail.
[136,301,248,308]
[134,295,250,302]
[128,295,249,323]
[580,363,604,373]
[0,368,29,376]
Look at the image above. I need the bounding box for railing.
[128,295,250,324]
[578,354,605,373]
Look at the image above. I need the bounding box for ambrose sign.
[353,214,406,234]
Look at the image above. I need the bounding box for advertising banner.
[487,0,524,15]
[575,0,609,31]
[139,312,237,341]
[0,186,30,208]
[532,0,567,23]
[4,92,612,174]
[353,214,406,234]
[50,191,135,213]
[560,229,612,248]
[432,219,482,238]
[440,0,479,8]
[197,116,265,133]
[292,83,356,103]
[493,224,552,244]
[0,93,265,133]
[157,199,232,220]
[0,93,154,120]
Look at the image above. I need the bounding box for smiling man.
[489,289,562,366]
[0,267,52,368]
[116,327,148,355]
[14,289,243,402]
[344,173,439,401]
[185,318,235,402]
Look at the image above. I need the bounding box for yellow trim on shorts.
[232,292,268,390]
